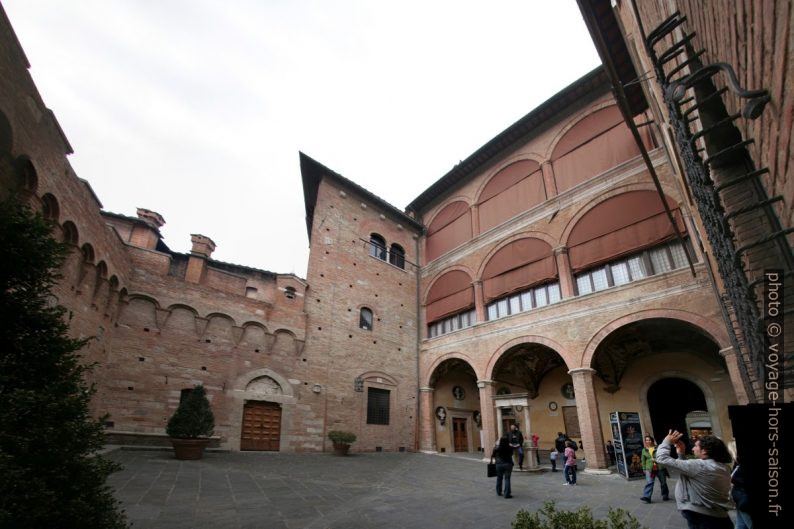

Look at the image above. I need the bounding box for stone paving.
[107,449,700,529]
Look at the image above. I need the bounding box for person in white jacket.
[655,430,734,529]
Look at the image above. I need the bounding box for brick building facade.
[2,3,787,468]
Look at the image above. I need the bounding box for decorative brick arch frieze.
[637,370,725,439]
[580,309,731,368]
[542,101,620,161]
[472,153,545,204]
[559,182,682,244]
[422,351,481,387]
[485,335,572,380]
[271,328,305,355]
[233,368,295,398]
[474,230,559,281]
[357,370,398,387]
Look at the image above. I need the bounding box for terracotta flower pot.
[333,442,351,456]
[170,438,210,460]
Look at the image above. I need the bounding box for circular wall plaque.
[548,401,558,411]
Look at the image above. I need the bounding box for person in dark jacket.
[508,424,525,470]
[491,435,514,498]
[555,432,567,454]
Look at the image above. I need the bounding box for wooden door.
[240,401,281,451]
[453,418,468,452]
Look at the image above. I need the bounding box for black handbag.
[487,458,497,477]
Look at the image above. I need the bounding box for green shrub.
[0,199,127,529]
[328,430,357,444]
[166,385,215,438]
[512,501,644,529]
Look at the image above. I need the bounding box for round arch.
[424,196,472,228]
[543,101,621,161]
[423,351,481,387]
[473,155,544,204]
[637,370,724,440]
[422,265,475,303]
[485,334,573,380]
[581,310,731,368]
[475,231,558,281]
[559,182,683,244]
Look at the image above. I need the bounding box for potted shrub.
[328,430,356,455]
[166,385,215,460]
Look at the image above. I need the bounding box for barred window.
[367,387,390,425]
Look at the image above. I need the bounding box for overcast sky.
[4,0,600,277]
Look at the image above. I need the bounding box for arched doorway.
[647,377,707,448]
[429,359,480,453]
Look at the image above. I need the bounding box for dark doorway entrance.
[453,418,468,452]
[647,378,706,449]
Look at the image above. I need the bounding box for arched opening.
[388,243,405,269]
[647,377,707,449]
[477,160,545,232]
[41,193,60,222]
[429,358,479,453]
[359,307,373,330]
[425,201,471,262]
[15,156,38,192]
[368,233,386,260]
[492,343,570,447]
[425,270,475,338]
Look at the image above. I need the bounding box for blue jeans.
[496,462,513,496]
[642,469,669,500]
[734,509,752,529]
[564,463,577,484]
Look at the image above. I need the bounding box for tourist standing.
[656,430,733,529]
[563,440,577,485]
[509,424,525,470]
[491,436,514,499]
[640,434,669,503]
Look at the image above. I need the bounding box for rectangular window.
[450,315,459,332]
[367,387,390,425]
[628,256,647,279]
[520,291,533,311]
[496,299,508,318]
[591,267,609,291]
[611,261,630,286]
[548,283,561,303]
[669,241,688,269]
[576,274,592,295]
[534,286,547,307]
[509,295,521,315]
[650,247,672,273]
[487,303,498,321]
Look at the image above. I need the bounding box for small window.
[534,286,548,307]
[367,387,390,425]
[487,303,498,321]
[359,307,373,330]
[591,267,609,291]
[245,287,258,298]
[509,295,521,315]
[650,247,672,274]
[369,234,387,260]
[389,243,405,269]
[669,241,689,269]
[628,256,647,279]
[284,286,296,299]
[611,262,631,286]
[576,274,593,295]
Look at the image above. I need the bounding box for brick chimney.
[129,208,166,250]
[185,234,216,284]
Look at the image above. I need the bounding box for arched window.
[16,156,38,192]
[369,233,386,260]
[389,243,405,269]
[477,160,545,232]
[425,270,476,337]
[359,307,373,330]
[62,221,79,245]
[425,201,471,262]
[284,286,296,299]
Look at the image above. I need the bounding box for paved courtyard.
[108,449,696,529]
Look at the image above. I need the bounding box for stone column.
[568,367,610,473]
[470,204,480,237]
[523,407,540,470]
[554,246,575,298]
[473,280,486,324]
[477,380,496,460]
[720,347,750,405]
[541,161,558,199]
[419,387,437,452]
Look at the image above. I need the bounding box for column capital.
[472,279,483,286]
[541,160,553,166]
[719,346,737,358]
[476,379,495,388]
[419,387,435,393]
[567,367,597,377]
[553,245,569,256]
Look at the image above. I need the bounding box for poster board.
[609,411,644,480]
